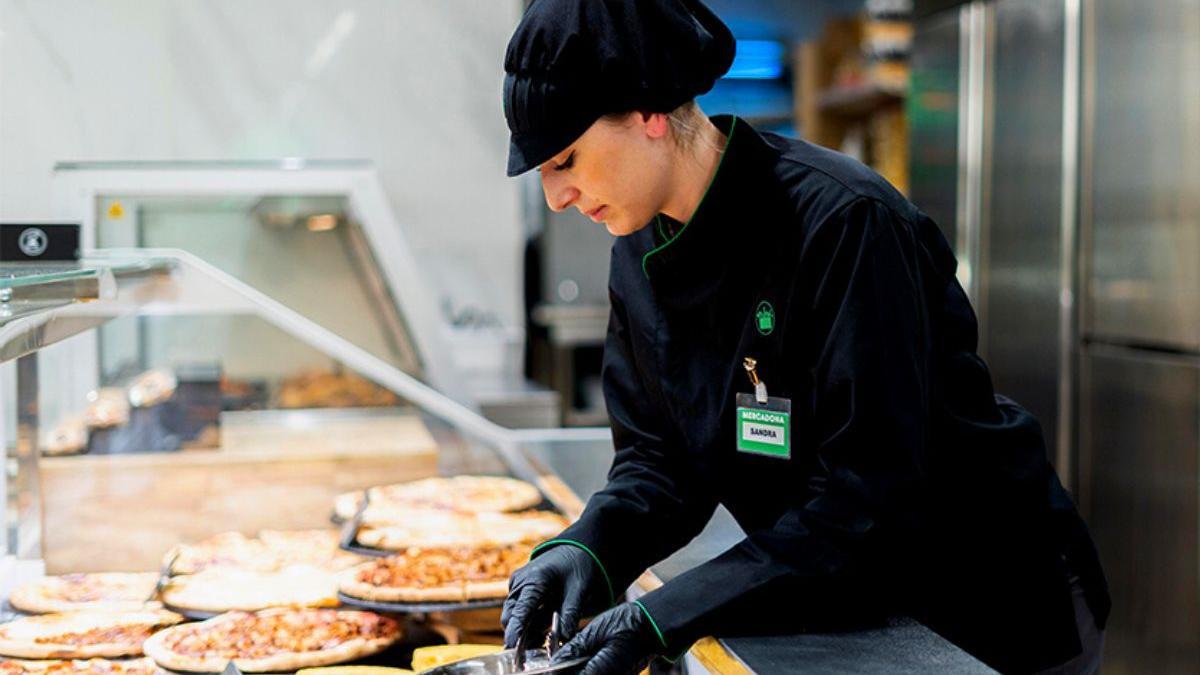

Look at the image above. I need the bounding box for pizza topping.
[170,531,362,575]
[353,544,530,588]
[33,625,157,647]
[33,574,157,604]
[159,611,398,659]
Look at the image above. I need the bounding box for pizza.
[333,476,543,522]
[41,418,88,457]
[141,609,401,673]
[161,566,338,613]
[0,657,164,675]
[166,530,363,575]
[8,573,160,614]
[355,510,568,551]
[128,370,177,408]
[338,542,532,603]
[0,611,183,659]
[84,389,129,430]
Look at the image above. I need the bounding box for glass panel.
[1,252,603,592]
[95,195,421,376]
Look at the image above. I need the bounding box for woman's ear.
[641,111,670,140]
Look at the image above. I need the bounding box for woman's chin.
[605,216,649,237]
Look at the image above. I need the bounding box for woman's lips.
[587,205,607,222]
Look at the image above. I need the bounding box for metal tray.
[336,591,503,615]
[161,602,224,621]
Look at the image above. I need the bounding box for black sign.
[0,223,80,261]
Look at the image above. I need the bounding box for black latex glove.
[502,544,607,649]
[551,602,659,675]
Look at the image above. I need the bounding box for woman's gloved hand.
[502,544,608,649]
[550,603,659,675]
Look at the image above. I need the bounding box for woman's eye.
[554,152,575,172]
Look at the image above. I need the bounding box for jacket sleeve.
[637,197,932,657]
[538,286,719,607]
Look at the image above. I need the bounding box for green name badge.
[736,392,791,459]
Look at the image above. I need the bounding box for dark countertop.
[525,440,998,674]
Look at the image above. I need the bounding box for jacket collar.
[639,115,783,307]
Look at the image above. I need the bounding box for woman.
[500,2,1110,674]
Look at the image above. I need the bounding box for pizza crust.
[0,611,182,660]
[8,573,160,615]
[464,580,509,601]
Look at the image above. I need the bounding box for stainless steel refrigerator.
[910,0,1200,670]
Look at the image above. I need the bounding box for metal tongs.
[147,550,180,603]
[339,489,371,549]
[513,611,565,671]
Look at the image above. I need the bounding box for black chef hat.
[503,0,735,176]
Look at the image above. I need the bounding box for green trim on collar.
[641,116,738,279]
[530,538,617,608]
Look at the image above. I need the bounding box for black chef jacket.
[540,115,1111,674]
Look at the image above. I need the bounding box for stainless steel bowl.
[417,648,588,675]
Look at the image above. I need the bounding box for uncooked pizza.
[166,530,363,575]
[333,476,543,522]
[141,609,401,673]
[8,573,160,615]
[0,657,164,675]
[0,610,182,659]
[355,510,568,551]
[161,565,338,613]
[338,542,532,603]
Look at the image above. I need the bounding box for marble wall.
[0,0,526,325]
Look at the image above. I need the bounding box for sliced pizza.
[141,609,401,673]
[161,565,339,613]
[355,510,568,552]
[8,573,160,614]
[0,610,183,660]
[333,476,543,522]
[338,542,532,603]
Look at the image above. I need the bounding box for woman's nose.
[542,175,580,212]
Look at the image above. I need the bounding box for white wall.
[0,0,526,326]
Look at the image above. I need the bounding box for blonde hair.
[665,100,706,152]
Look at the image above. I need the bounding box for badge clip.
[743,357,768,404]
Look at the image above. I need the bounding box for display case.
[0,250,609,582]
[53,160,562,429]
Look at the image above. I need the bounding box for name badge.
[736,392,791,459]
